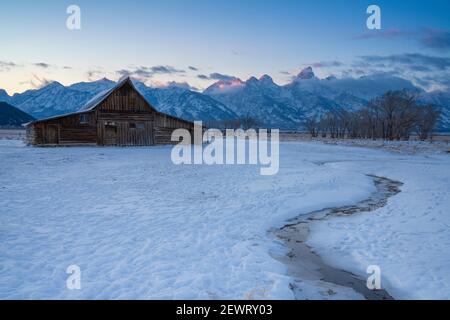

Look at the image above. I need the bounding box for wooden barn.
[25,77,194,146]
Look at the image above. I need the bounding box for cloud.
[188,66,199,71]
[116,65,186,82]
[33,62,75,70]
[33,62,52,68]
[116,69,133,77]
[31,62,74,70]
[135,68,154,78]
[116,68,152,82]
[116,68,153,81]
[86,69,105,80]
[408,65,432,72]
[350,53,450,91]
[310,60,344,68]
[359,53,450,71]
[355,28,450,52]
[209,73,237,81]
[0,61,20,72]
[420,29,450,51]
[196,72,238,81]
[164,81,199,91]
[412,72,450,91]
[148,65,185,74]
[22,74,55,89]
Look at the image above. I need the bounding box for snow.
[0,139,449,299]
[295,66,316,80]
[306,148,450,299]
[289,279,365,300]
[319,138,450,155]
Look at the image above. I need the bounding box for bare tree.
[416,104,441,141]
[305,117,319,137]
[240,115,260,130]
[304,90,441,141]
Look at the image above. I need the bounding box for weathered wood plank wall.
[26,80,194,146]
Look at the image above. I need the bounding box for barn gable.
[79,77,157,113]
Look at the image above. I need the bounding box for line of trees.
[205,115,260,130]
[306,91,441,141]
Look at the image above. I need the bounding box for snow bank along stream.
[274,175,403,300]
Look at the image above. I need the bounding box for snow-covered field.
[0,139,449,299]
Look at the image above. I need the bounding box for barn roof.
[23,109,90,126]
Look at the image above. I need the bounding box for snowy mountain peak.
[204,78,245,95]
[296,67,316,80]
[259,74,275,85]
[0,89,11,103]
[91,77,115,86]
[245,77,259,85]
[46,81,64,89]
[244,75,276,88]
[69,78,116,94]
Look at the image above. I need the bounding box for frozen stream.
[274,175,403,300]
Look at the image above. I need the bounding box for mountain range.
[203,67,450,131]
[0,102,34,127]
[0,67,449,131]
[0,78,238,123]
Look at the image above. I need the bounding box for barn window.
[105,124,117,133]
[80,114,89,124]
[136,123,145,130]
[129,123,136,129]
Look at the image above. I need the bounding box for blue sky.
[0,0,449,94]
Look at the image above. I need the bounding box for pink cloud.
[355,28,414,40]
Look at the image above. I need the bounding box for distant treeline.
[204,115,260,131]
[305,91,441,141]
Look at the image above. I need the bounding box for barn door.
[125,121,154,146]
[104,124,118,145]
[45,125,59,144]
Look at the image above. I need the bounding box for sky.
[0,0,449,94]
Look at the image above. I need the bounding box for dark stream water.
[273,175,403,300]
